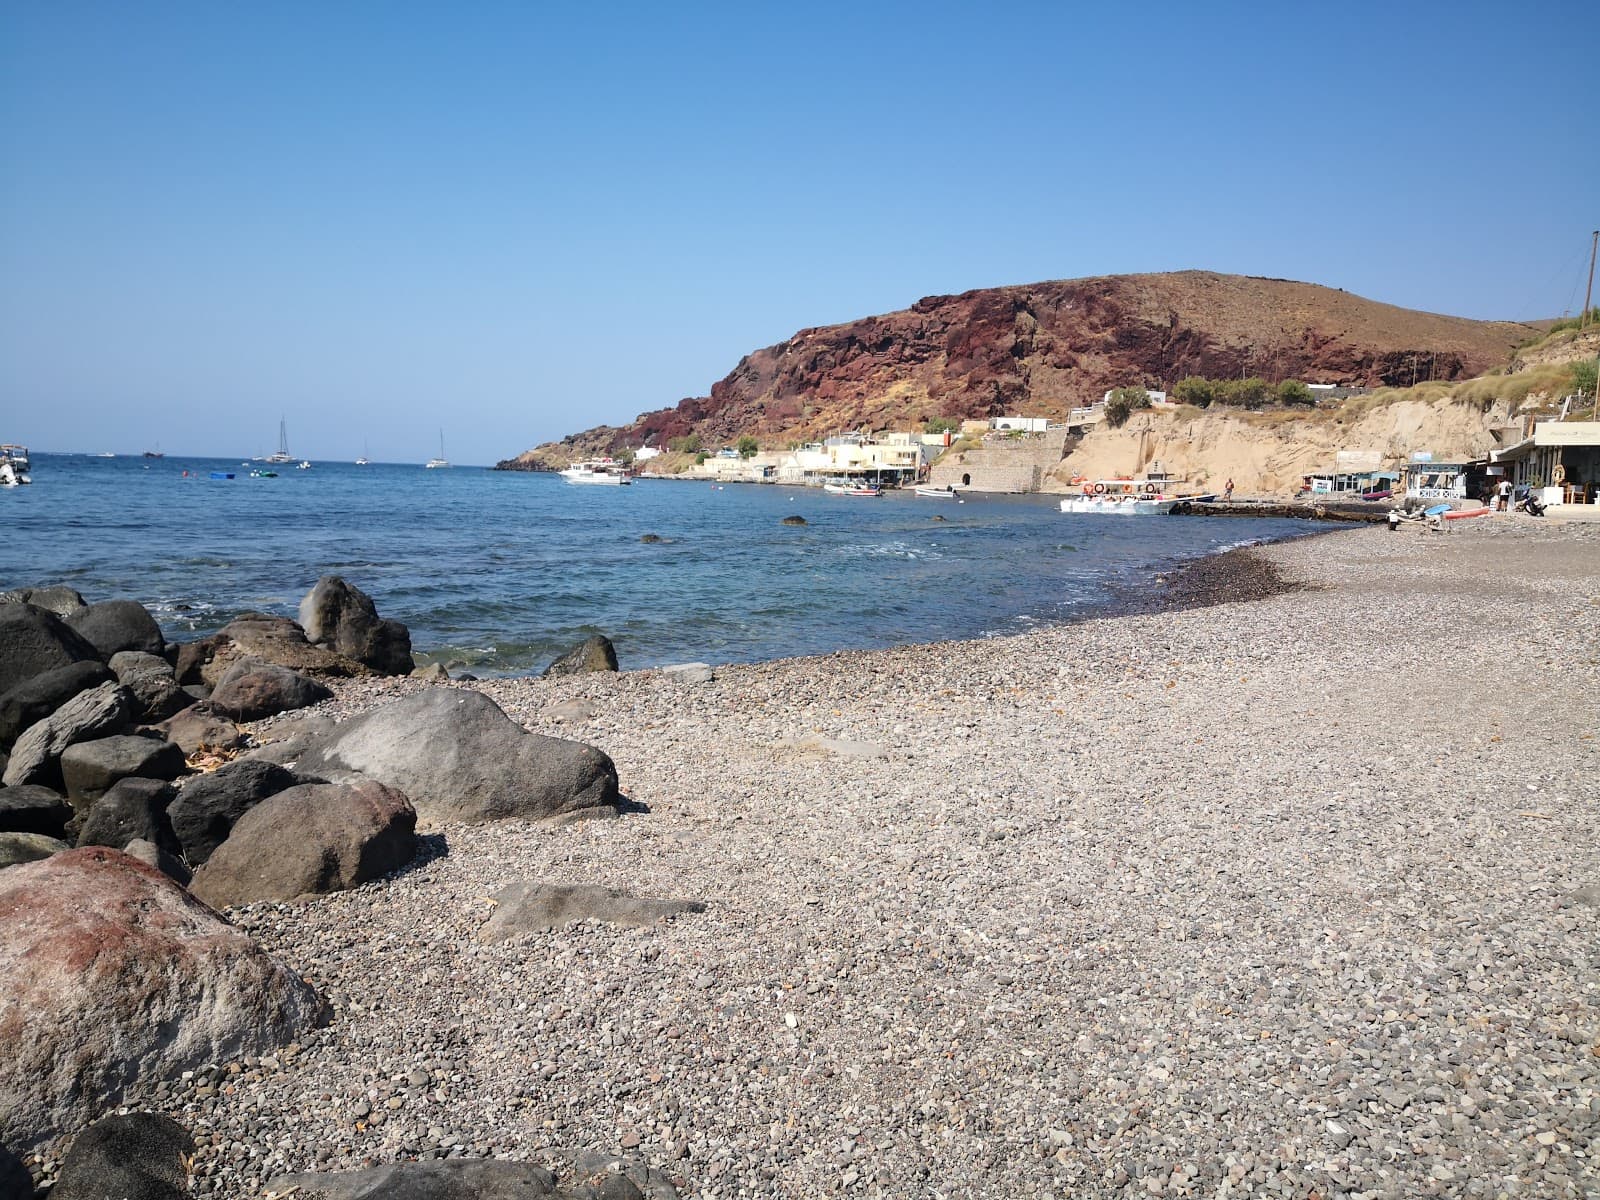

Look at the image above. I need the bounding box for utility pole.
[1584,230,1599,329]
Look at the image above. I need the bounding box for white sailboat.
[425,430,449,469]
[264,418,294,464]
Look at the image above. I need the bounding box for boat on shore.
[1060,479,1180,515]
[560,459,631,485]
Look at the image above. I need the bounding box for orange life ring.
[1092,482,1106,495]
[1122,484,1133,494]
[1082,483,1094,496]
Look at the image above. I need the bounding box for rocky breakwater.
[0,576,649,1194]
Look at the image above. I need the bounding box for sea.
[1,454,1334,675]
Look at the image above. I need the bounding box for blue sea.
[2,454,1331,674]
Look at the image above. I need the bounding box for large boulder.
[209,661,333,722]
[167,760,300,866]
[0,1138,34,1200]
[76,778,179,855]
[0,785,74,838]
[109,652,188,723]
[49,1112,193,1200]
[0,605,101,697]
[298,576,415,676]
[0,832,69,870]
[64,600,165,659]
[175,614,370,688]
[60,735,187,812]
[0,848,325,1150]
[1,683,133,791]
[292,688,621,826]
[0,584,87,619]
[542,634,619,677]
[0,661,114,750]
[188,780,417,907]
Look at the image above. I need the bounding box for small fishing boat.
[914,483,963,499]
[823,479,883,497]
[560,459,631,485]
[0,460,29,486]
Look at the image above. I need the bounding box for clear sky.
[2,1,1595,464]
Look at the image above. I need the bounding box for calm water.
[2,454,1330,674]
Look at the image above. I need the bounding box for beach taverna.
[1491,421,1600,509]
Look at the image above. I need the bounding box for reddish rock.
[0,847,323,1150]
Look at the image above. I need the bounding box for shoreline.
[23,519,1600,1198]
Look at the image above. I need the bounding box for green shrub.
[1277,379,1314,407]
[924,416,960,434]
[669,434,703,453]
[737,435,759,459]
[1171,376,1215,408]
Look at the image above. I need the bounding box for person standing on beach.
[1497,478,1513,511]
[1224,478,1235,502]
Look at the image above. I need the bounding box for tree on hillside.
[1215,377,1270,409]
[669,434,702,453]
[1103,387,1153,428]
[924,416,960,434]
[1171,376,1215,408]
[1276,379,1314,407]
[737,435,759,459]
[1573,360,1597,401]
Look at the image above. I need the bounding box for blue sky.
[2,1,1594,463]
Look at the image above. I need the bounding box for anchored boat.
[559,459,631,485]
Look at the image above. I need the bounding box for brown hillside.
[499,271,1534,468]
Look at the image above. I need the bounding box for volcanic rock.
[0,584,87,619]
[49,1112,194,1200]
[0,832,69,870]
[0,847,324,1149]
[2,683,133,791]
[75,777,178,855]
[0,604,101,697]
[188,780,417,906]
[158,704,247,755]
[267,1158,674,1200]
[166,759,302,866]
[0,661,114,750]
[108,651,188,722]
[209,661,333,721]
[60,735,187,811]
[291,688,620,825]
[298,576,415,675]
[64,600,166,659]
[0,785,73,838]
[121,838,192,887]
[542,634,619,677]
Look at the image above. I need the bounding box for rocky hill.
[498,271,1536,469]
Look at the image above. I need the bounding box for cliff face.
[500,271,1535,468]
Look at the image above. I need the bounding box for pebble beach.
[51,520,1597,1199]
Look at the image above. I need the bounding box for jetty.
[1170,498,1391,523]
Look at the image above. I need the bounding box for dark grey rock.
[298,576,415,675]
[0,585,88,619]
[0,831,70,869]
[108,652,188,722]
[543,635,620,677]
[0,604,101,698]
[1,682,133,791]
[0,660,115,750]
[60,735,187,811]
[209,661,333,721]
[158,704,246,755]
[479,881,705,942]
[188,780,417,906]
[122,837,192,887]
[167,759,300,866]
[291,688,620,826]
[76,777,178,855]
[64,600,166,659]
[780,514,807,525]
[50,1112,193,1200]
[0,784,73,838]
[0,1138,34,1200]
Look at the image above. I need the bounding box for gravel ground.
[32,518,1600,1199]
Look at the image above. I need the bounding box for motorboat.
[823,479,883,496]
[297,460,312,470]
[914,483,963,499]
[1059,479,1180,515]
[560,459,631,485]
[0,458,29,487]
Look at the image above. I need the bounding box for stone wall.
[927,429,1072,494]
